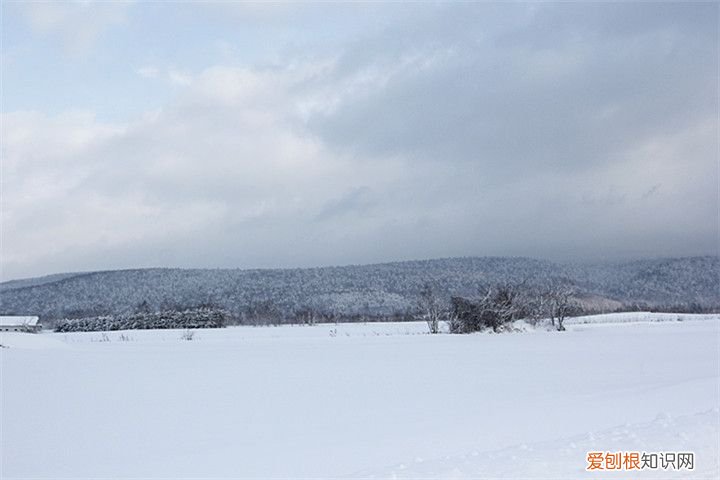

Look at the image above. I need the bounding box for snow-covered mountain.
[0,256,717,323]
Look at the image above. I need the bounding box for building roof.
[0,316,40,327]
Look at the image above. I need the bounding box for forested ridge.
[1,256,717,325]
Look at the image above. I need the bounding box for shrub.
[449,284,523,333]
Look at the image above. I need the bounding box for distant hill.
[0,256,717,324]
[0,272,83,292]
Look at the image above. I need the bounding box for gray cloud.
[309,2,716,179]
[1,2,717,280]
[315,187,375,222]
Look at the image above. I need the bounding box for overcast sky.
[1,1,718,280]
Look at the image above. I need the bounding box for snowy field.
[1,314,718,479]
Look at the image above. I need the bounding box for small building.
[0,316,42,333]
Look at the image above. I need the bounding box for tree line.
[54,307,229,332]
[48,279,709,333]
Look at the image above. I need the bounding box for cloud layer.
[1,2,717,280]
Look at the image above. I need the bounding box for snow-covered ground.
[1,314,718,479]
[566,311,720,324]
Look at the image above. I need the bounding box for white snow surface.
[1,315,718,479]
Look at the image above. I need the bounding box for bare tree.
[492,283,519,326]
[417,283,443,334]
[547,285,575,331]
[525,288,548,326]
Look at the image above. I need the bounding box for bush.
[449,284,522,333]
